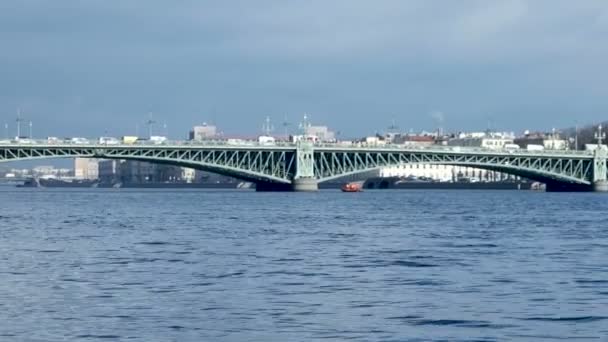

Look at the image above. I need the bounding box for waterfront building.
[98,159,211,184]
[182,168,196,183]
[31,166,72,178]
[74,158,99,180]
[379,164,515,182]
[98,160,121,183]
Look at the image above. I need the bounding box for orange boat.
[341,182,363,192]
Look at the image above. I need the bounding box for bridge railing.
[0,138,595,156]
[313,143,594,156]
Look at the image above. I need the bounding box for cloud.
[0,0,606,137]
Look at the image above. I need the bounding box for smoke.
[430,110,445,133]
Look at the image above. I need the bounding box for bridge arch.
[313,149,595,191]
[0,146,295,185]
[318,162,591,186]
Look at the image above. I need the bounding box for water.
[1,188,607,341]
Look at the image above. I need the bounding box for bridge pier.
[292,178,318,192]
[545,182,592,192]
[593,180,608,192]
[255,182,292,192]
[255,178,319,192]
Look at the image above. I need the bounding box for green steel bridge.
[0,140,607,191]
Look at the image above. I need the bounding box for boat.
[17,177,98,188]
[341,181,363,192]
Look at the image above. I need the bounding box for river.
[1,188,607,341]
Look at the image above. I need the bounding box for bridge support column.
[592,148,607,192]
[291,140,318,192]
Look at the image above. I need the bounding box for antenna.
[575,124,579,150]
[388,119,398,133]
[263,116,274,136]
[29,121,33,138]
[282,114,290,138]
[4,122,8,140]
[146,112,156,139]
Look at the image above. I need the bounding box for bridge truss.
[1,142,606,191]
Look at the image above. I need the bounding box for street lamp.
[16,109,23,138]
[595,124,606,147]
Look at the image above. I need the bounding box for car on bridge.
[13,138,34,144]
[70,137,90,144]
[98,137,120,145]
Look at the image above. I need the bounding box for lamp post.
[595,124,605,147]
[16,109,23,138]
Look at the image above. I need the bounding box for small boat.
[341,181,363,192]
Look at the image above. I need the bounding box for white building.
[542,137,568,150]
[181,167,196,183]
[189,123,218,140]
[379,163,514,182]
[514,131,569,150]
[448,132,515,150]
[307,125,336,142]
[74,158,99,180]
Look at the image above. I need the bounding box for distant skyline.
[1,1,607,138]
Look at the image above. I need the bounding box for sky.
[0,0,607,139]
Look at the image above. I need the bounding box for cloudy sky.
[1,0,607,138]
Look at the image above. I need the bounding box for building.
[189,123,218,140]
[31,166,71,178]
[306,125,336,142]
[98,159,201,184]
[448,132,515,150]
[98,160,121,183]
[379,164,515,182]
[74,158,99,180]
[514,130,569,150]
[395,134,436,147]
[182,168,196,183]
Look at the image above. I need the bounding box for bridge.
[0,140,607,192]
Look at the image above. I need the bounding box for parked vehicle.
[526,144,544,151]
[14,137,34,144]
[47,137,60,144]
[258,136,275,145]
[70,137,89,144]
[121,136,139,144]
[149,136,167,144]
[98,137,120,145]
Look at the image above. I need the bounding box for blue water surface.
[0,188,607,341]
